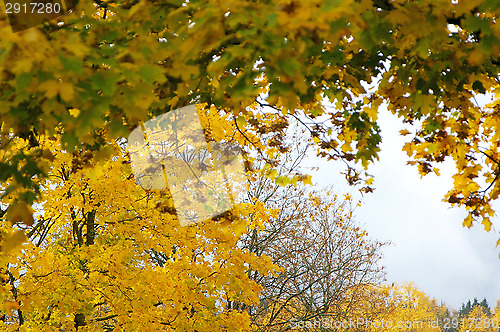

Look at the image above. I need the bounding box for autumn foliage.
[1,0,500,330]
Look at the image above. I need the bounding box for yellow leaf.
[399,129,410,136]
[482,217,491,232]
[462,214,473,228]
[266,169,278,179]
[6,202,34,226]
[59,82,74,101]
[68,108,81,118]
[38,80,60,98]
[468,49,484,66]
[1,231,26,253]
[93,146,115,164]
[168,96,179,108]
[128,0,146,18]
[231,219,247,237]
[402,142,414,157]
[13,58,33,73]
[275,176,290,185]
[302,174,313,186]
[341,142,352,153]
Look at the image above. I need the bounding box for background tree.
[458,305,496,332]
[243,185,387,331]
[459,298,492,318]
[374,283,447,332]
[460,300,474,318]
[236,130,388,331]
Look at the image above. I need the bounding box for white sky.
[303,108,500,311]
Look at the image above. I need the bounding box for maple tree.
[0,135,280,331]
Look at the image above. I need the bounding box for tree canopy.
[1,0,500,245]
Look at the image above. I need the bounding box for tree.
[374,283,447,332]
[0,135,277,331]
[458,305,496,332]
[2,0,500,250]
[479,299,491,316]
[440,305,460,332]
[460,298,492,318]
[460,300,474,318]
[196,124,387,331]
[241,174,387,331]
[493,301,500,330]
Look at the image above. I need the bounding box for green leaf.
[279,58,300,76]
[463,15,491,34]
[329,18,347,33]
[59,54,84,74]
[480,34,499,53]
[16,72,32,90]
[472,80,486,94]
[90,71,120,96]
[266,13,278,27]
[138,65,167,84]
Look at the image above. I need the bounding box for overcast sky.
[303,107,500,310]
